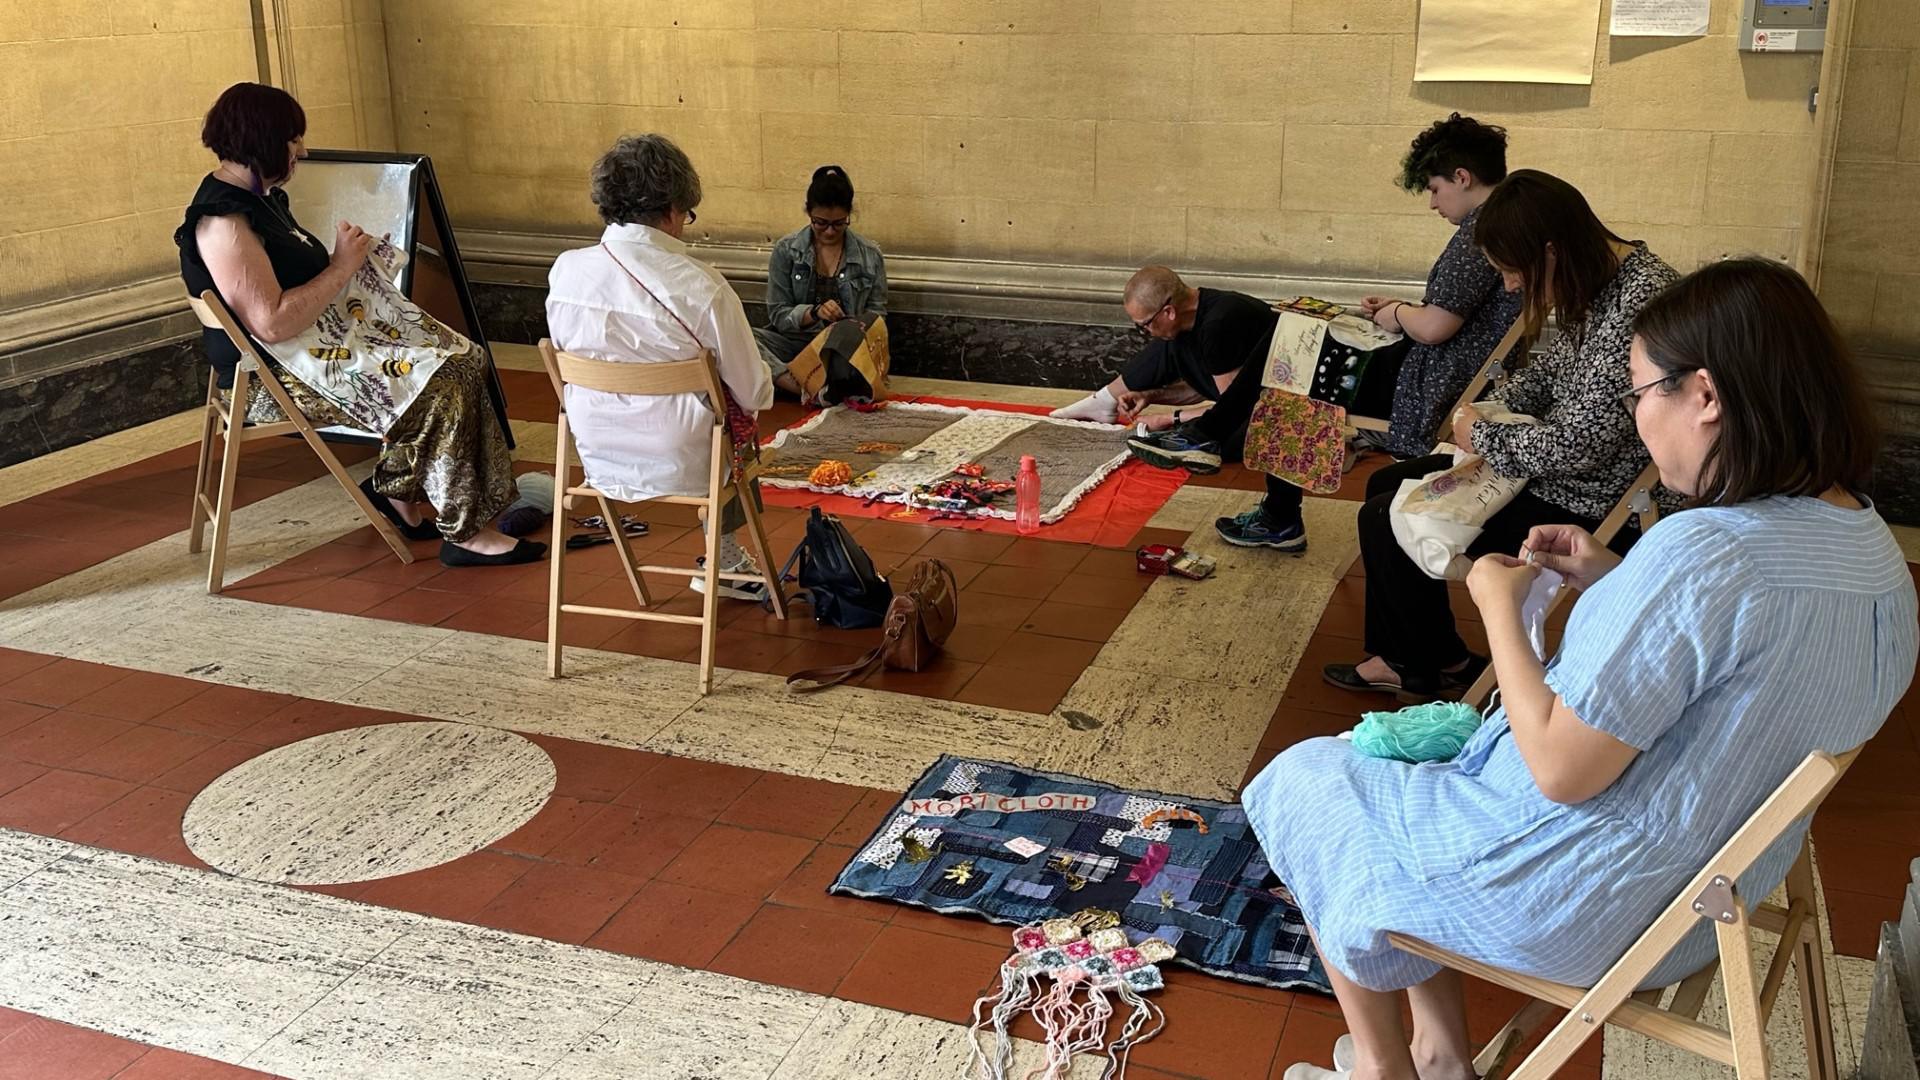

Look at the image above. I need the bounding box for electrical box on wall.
[1739,0,1830,52]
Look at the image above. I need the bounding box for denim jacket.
[764,226,888,335]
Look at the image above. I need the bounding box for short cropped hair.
[1632,258,1878,507]
[1397,113,1509,194]
[201,82,306,187]
[590,134,703,228]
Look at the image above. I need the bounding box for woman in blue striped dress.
[1254,259,1919,1080]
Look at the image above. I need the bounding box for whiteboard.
[283,158,422,291]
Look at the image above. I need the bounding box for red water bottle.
[1015,455,1041,535]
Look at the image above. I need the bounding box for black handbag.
[776,507,894,629]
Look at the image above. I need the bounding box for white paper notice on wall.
[1751,28,1800,51]
[1609,0,1710,36]
[1415,0,1603,84]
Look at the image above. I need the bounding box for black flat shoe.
[439,538,548,567]
[361,478,439,541]
[1439,653,1490,692]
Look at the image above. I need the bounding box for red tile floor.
[0,427,1915,1078]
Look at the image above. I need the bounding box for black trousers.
[1357,455,1602,677]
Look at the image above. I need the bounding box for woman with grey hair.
[545,133,775,599]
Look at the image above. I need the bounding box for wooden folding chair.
[1388,747,1854,1079]
[185,290,412,594]
[539,338,786,695]
[1456,460,1662,709]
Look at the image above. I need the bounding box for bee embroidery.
[368,318,405,342]
[378,357,414,379]
[345,297,367,321]
[307,346,351,384]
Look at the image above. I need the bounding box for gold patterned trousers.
[243,347,514,542]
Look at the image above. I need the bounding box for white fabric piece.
[1522,565,1566,660]
[256,239,460,436]
[545,223,774,503]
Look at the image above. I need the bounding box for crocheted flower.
[1015,928,1049,952]
[1111,947,1144,970]
[1125,966,1164,992]
[1064,940,1095,959]
[1080,955,1116,977]
[1033,948,1069,971]
[808,459,853,486]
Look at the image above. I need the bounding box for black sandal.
[361,478,439,541]
[1323,659,1444,705]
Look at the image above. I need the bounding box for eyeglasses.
[683,209,698,225]
[1133,300,1172,335]
[1618,371,1682,418]
[810,215,849,231]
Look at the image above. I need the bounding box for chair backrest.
[538,338,728,424]
[186,290,266,372]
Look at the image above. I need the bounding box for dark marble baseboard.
[1872,434,1920,526]
[0,339,209,470]
[472,282,1141,391]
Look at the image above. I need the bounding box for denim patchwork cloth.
[831,755,1332,993]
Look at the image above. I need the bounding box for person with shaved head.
[1048,267,1277,451]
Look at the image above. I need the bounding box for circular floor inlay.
[183,721,555,886]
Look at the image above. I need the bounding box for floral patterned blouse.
[1471,244,1680,522]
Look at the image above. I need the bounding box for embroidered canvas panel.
[256,238,468,436]
[831,756,1332,994]
[760,402,1134,525]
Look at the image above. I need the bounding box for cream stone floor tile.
[492,343,545,372]
[539,967,821,1080]
[646,672,1058,791]
[245,923,659,1080]
[0,833,1061,1080]
[1892,524,1920,565]
[182,722,555,885]
[0,835,415,1062]
[0,829,73,890]
[94,408,204,452]
[769,997,1098,1079]
[1037,670,1281,801]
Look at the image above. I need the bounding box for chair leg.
[258,368,414,566]
[1475,998,1556,1079]
[735,480,786,620]
[1717,902,1772,1079]
[1786,846,1839,1080]
[188,370,220,555]
[205,369,250,594]
[1669,962,1720,1020]
[547,419,571,679]
[698,496,722,696]
[596,493,654,610]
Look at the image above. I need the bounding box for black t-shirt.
[1122,287,1277,401]
[176,175,331,387]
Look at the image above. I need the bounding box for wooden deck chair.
[185,290,412,594]
[539,338,786,695]
[1456,460,1662,709]
[1388,747,1855,1080]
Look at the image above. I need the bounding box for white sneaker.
[690,556,767,602]
[1282,1063,1347,1080]
[1049,388,1119,424]
[1334,1034,1355,1072]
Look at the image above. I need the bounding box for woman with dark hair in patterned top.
[1325,169,1679,702]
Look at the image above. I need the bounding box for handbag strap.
[597,242,759,469]
[784,643,887,693]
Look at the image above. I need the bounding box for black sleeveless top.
[176,175,330,387]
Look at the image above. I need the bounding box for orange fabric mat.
[755,395,1189,548]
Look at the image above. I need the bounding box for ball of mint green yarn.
[1351,701,1483,763]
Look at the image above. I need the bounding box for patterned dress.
[1384,206,1522,459]
[1245,498,1917,991]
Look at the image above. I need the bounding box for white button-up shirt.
[544,223,774,502]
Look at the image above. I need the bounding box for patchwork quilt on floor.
[758,402,1131,525]
[831,756,1333,993]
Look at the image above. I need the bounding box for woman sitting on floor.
[176,82,537,567]
[754,165,889,402]
[545,133,775,601]
[1253,258,1918,1080]
[1325,169,1679,701]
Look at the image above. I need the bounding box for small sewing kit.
[1135,544,1180,575]
[1169,551,1215,580]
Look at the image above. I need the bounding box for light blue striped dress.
[1245,497,1918,991]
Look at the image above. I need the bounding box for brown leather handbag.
[786,559,959,692]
